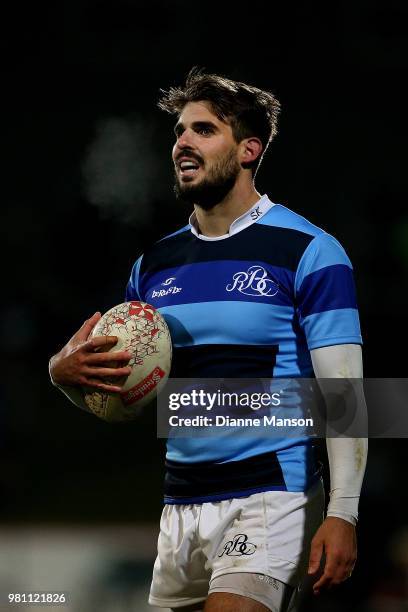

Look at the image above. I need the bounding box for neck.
[193,177,262,237]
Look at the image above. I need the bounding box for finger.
[313,557,346,594]
[338,561,355,582]
[73,312,102,342]
[84,379,124,393]
[308,539,324,575]
[84,336,119,352]
[84,366,132,378]
[312,566,334,593]
[86,350,132,364]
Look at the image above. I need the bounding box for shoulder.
[258,203,326,239]
[262,203,351,265]
[140,223,193,275]
[148,223,192,253]
[158,224,192,242]
[251,202,341,271]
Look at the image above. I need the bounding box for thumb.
[74,312,102,342]
[308,537,324,574]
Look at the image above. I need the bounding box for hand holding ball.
[83,301,172,422]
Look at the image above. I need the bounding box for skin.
[50,100,358,608]
[49,312,132,393]
[173,101,263,236]
[308,516,357,596]
[171,592,271,611]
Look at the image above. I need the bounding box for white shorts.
[148,480,325,609]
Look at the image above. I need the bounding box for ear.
[239,137,263,168]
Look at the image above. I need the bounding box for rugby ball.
[83,301,172,422]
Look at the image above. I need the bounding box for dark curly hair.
[158,67,281,174]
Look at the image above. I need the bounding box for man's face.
[172,101,241,210]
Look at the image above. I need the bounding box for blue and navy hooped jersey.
[126,195,362,503]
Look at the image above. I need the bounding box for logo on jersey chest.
[226,265,279,297]
[151,276,182,298]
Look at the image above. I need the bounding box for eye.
[197,126,213,136]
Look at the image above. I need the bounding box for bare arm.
[49,312,132,411]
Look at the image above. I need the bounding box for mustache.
[175,150,204,165]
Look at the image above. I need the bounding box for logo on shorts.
[258,575,280,590]
[218,533,257,557]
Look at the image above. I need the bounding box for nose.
[173,129,195,162]
[175,128,194,151]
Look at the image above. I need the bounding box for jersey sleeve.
[125,255,143,302]
[294,233,362,350]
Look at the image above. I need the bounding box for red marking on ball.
[129,301,156,322]
[120,366,166,406]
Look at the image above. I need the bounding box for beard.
[174,148,241,211]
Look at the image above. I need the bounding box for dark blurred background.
[1,0,408,610]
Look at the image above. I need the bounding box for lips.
[177,156,202,179]
[180,161,199,170]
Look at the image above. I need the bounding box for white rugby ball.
[83,301,172,422]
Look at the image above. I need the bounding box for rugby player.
[50,69,367,612]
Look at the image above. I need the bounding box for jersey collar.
[188,194,275,241]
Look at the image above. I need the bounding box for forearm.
[325,437,367,525]
[311,344,368,525]
[49,356,91,413]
